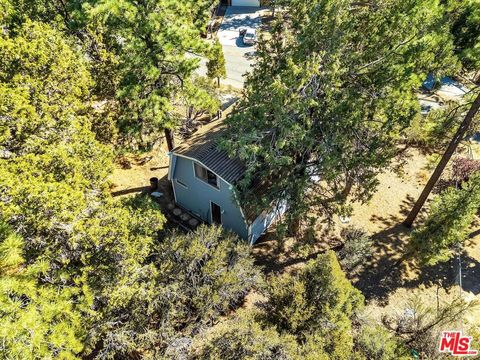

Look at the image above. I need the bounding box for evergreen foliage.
[207,39,227,87]
[191,311,298,360]
[0,16,164,358]
[89,225,260,358]
[446,0,480,71]
[84,0,210,147]
[1,0,478,358]
[263,251,364,358]
[0,222,84,359]
[355,324,409,360]
[404,92,480,152]
[404,103,466,151]
[338,226,372,274]
[0,19,95,157]
[411,174,480,265]
[181,75,221,125]
[223,0,458,230]
[4,0,219,148]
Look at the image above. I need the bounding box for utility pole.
[404,92,480,227]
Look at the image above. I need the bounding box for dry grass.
[252,148,480,329]
[109,142,171,197]
[108,129,480,329]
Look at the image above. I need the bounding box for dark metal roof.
[172,120,246,184]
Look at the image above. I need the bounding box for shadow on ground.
[235,36,255,48]
[111,186,150,197]
[252,224,342,275]
[221,14,263,32]
[355,194,480,303]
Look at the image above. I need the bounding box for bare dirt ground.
[348,149,480,328]
[108,117,479,331]
[252,148,480,329]
[109,144,171,197]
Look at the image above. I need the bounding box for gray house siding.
[171,154,249,239]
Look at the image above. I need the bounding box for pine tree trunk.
[404,92,480,227]
[165,128,175,152]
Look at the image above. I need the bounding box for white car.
[242,29,256,45]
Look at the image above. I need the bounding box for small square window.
[194,163,218,188]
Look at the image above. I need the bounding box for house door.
[211,202,222,224]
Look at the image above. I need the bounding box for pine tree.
[404,92,480,226]
[263,251,364,358]
[207,39,227,87]
[0,19,166,357]
[446,0,480,72]
[411,174,480,265]
[6,0,219,149]
[84,0,216,149]
[223,0,458,232]
[181,75,221,126]
[0,222,85,359]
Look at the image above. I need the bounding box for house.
[167,120,284,244]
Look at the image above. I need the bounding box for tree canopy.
[0,17,164,358]
[3,0,220,149]
[0,222,84,358]
[263,251,364,358]
[223,0,458,230]
[207,39,227,87]
[85,0,210,147]
[411,174,480,265]
[1,0,477,358]
[88,225,261,358]
[446,0,480,72]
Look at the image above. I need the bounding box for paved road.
[216,6,267,88]
[191,7,266,88]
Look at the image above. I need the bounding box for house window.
[194,163,218,188]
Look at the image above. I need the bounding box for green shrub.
[263,251,364,358]
[90,225,262,358]
[191,311,297,360]
[355,324,408,360]
[411,174,480,265]
[338,226,372,274]
[403,104,466,151]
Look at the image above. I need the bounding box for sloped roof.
[172,120,274,224]
[172,120,246,184]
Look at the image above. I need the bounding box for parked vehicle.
[239,28,256,45]
[243,29,256,45]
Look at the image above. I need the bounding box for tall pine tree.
[223,0,458,232]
